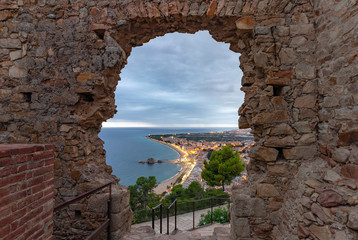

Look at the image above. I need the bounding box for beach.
[147,138,192,194]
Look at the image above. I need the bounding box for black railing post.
[192,201,195,230]
[160,204,163,234]
[174,201,177,230]
[167,207,169,235]
[210,198,213,224]
[152,208,155,230]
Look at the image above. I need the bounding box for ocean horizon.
[99,127,233,186]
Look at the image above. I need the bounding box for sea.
[99,127,232,186]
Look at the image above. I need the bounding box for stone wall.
[0,0,357,239]
[0,144,54,239]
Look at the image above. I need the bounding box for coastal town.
[147,129,254,194]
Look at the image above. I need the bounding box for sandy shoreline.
[146,137,190,194]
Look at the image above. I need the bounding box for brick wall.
[0,144,54,240]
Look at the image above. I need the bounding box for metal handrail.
[151,195,231,234]
[152,203,162,210]
[54,181,112,211]
[168,199,176,209]
[177,195,230,203]
[54,181,113,240]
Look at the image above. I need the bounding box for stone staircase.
[123,223,231,240]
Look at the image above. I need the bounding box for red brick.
[0,225,11,238]
[0,185,16,198]
[6,223,27,240]
[31,182,51,194]
[0,173,26,187]
[0,150,11,158]
[0,190,27,208]
[34,209,53,224]
[0,157,12,167]
[26,172,33,179]
[17,181,28,191]
[25,191,43,206]
[17,164,28,173]
[10,166,18,174]
[0,206,12,218]
[16,155,28,164]
[33,165,53,177]
[0,207,26,228]
[45,158,54,166]
[0,167,12,177]
[33,151,54,161]
[27,175,44,187]
[28,160,44,170]
[24,223,42,239]
[30,193,54,210]
[31,228,45,239]
[10,221,18,231]
[19,206,43,226]
[43,172,53,181]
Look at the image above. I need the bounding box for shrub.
[198,206,229,226]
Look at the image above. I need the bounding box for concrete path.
[123,223,231,240]
[133,205,227,234]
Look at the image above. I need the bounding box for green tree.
[129,176,158,210]
[186,181,204,199]
[201,145,245,191]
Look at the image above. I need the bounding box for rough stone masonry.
[0,0,358,239]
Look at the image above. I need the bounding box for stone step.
[123,224,231,240]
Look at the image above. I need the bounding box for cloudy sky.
[103,31,244,128]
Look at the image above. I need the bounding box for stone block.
[264,136,295,147]
[265,77,290,86]
[267,164,288,175]
[236,16,255,30]
[239,116,250,129]
[292,121,312,134]
[111,189,130,214]
[271,96,288,110]
[317,189,345,207]
[10,50,22,61]
[0,38,21,49]
[332,148,350,163]
[295,63,316,79]
[270,123,295,135]
[279,48,296,65]
[252,111,289,125]
[341,164,358,180]
[309,225,332,240]
[347,209,358,230]
[254,52,268,68]
[269,211,280,225]
[322,96,339,108]
[88,193,109,213]
[294,95,316,108]
[337,130,358,146]
[257,184,280,197]
[311,203,333,224]
[323,169,342,183]
[283,146,317,160]
[232,193,266,217]
[250,146,279,162]
[290,24,315,37]
[9,66,26,78]
[298,133,316,145]
[231,218,250,238]
[298,223,310,239]
[111,206,132,232]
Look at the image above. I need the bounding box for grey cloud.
[113,31,244,126]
